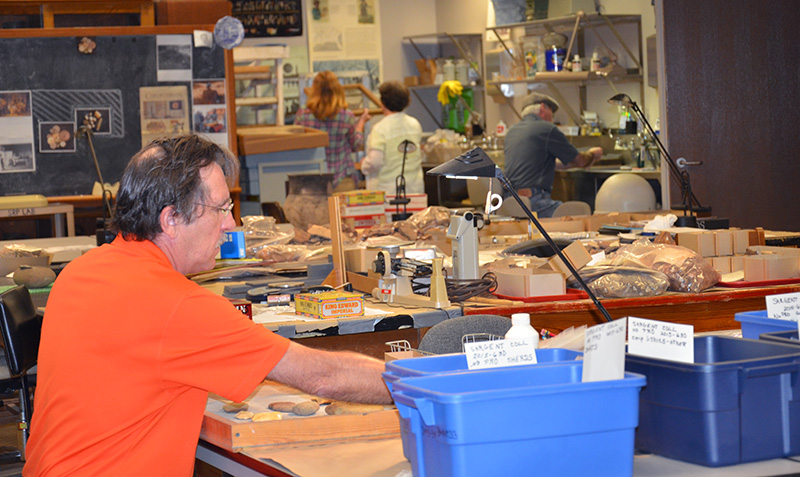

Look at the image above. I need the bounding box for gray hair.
[112,134,239,241]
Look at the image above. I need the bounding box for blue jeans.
[527,189,561,218]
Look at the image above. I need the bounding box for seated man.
[503,92,602,217]
[24,135,392,476]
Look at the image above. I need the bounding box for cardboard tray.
[201,381,399,451]
[237,126,329,156]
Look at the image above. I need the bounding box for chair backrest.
[552,200,592,217]
[0,286,41,376]
[418,314,512,355]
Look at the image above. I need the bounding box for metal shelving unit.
[402,32,485,132]
[485,13,643,126]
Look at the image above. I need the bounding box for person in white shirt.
[360,81,424,196]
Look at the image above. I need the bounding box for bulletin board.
[0,26,236,197]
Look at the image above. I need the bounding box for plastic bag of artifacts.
[251,243,331,263]
[607,238,721,293]
[242,215,294,257]
[567,265,670,298]
[359,206,452,242]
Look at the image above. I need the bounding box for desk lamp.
[389,140,416,222]
[427,148,613,322]
[76,126,115,245]
[608,93,707,227]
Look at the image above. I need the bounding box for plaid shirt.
[294,108,363,187]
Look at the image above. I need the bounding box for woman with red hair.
[294,71,370,191]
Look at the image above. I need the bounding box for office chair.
[0,285,41,461]
[418,314,512,355]
[552,200,592,218]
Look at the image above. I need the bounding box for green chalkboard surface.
[0,27,229,197]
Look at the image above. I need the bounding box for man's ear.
[159,205,180,239]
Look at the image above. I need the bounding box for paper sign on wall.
[628,317,694,364]
[766,292,800,321]
[464,338,538,370]
[582,318,627,382]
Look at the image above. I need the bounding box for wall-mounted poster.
[231,0,303,37]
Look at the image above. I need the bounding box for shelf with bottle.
[486,15,641,79]
[402,32,484,85]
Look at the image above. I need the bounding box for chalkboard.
[0,27,232,197]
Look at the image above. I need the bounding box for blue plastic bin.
[626,336,800,466]
[760,329,800,346]
[735,310,798,338]
[383,348,582,472]
[384,348,582,392]
[388,362,645,477]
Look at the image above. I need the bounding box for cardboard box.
[294,291,364,319]
[730,255,745,273]
[583,212,630,232]
[743,255,800,282]
[495,267,566,298]
[676,231,715,257]
[237,126,328,156]
[343,214,386,230]
[334,190,385,206]
[340,203,386,218]
[539,217,587,234]
[344,248,380,274]
[547,240,592,277]
[732,229,753,255]
[229,299,253,320]
[713,230,733,257]
[711,256,731,274]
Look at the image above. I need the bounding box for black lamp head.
[608,93,634,107]
[426,147,499,179]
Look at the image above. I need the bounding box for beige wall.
[377,0,658,133]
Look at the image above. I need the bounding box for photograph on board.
[75,107,112,135]
[192,80,226,105]
[39,122,77,153]
[156,34,193,82]
[0,91,31,117]
[0,143,35,173]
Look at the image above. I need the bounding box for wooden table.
[463,283,800,333]
[0,203,74,237]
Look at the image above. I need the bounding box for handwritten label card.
[582,318,627,382]
[464,338,538,370]
[628,317,694,364]
[766,292,800,321]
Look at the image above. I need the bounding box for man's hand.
[573,147,603,168]
[587,146,603,166]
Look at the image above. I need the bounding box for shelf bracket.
[545,82,583,126]
[600,14,642,71]
[410,88,444,129]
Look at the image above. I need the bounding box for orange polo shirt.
[24,237,290,476]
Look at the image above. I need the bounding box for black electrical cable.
[411,272,498,303]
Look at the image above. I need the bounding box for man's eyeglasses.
[195,199,234,218]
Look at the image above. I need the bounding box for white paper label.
[766,292,800,321]
[582,318,627,382]
[464,338,538,370]
[628,317,694,364]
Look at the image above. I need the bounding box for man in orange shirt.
[24,135,392,476]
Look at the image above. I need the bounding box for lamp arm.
[494,169,613,323]
[79,126,114,221]
[627,102,702,210]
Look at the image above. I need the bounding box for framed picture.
[75,107,112,135]
[39,121,77,153]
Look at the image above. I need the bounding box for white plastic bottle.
[495,119,507,137]
[571,54,582,72]
[590,51,602,72]
[505,313,539,349]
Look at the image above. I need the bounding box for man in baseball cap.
[503,91,602,217]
